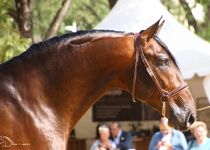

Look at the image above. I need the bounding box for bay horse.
[0,18,195,150]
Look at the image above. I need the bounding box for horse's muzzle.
[169,111,196,131]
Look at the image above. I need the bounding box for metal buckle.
[160,92,169,102]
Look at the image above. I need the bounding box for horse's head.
[133,18,196,130]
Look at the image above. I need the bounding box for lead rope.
[196,105,210,112]
[161,100,210,116]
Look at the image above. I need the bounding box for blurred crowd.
[89,119,210,150]
[149,118,210,150]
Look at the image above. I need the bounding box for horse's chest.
[0,95,67,150]
[0,110,67,150]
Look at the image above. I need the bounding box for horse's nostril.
[187,113,196,125]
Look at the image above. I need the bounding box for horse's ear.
[156,20,165,35]
[140,16,164,42]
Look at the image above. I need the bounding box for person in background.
[188,121,210,150]
[110,122,134,150]
[90,125,116,150]
[149,117,188,150]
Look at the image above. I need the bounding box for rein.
[132,32,188,117]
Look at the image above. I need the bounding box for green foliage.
[199,24,210,40]
[0,0,110,63]
[193,0,210,41]
[0,0,31,63]
[161,0,189,26]
[64,0,109,30]
[161,0,210,42]
[198,0,210,4]
[33,0,62,39]
[33,0,109,38]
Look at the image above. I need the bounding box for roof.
[96,0,210,80]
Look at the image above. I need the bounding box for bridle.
[131,32,188,117]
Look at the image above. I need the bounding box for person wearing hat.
[149,117,187,150]
[188,121,210,150]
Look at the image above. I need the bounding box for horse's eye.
[159,58,169,66]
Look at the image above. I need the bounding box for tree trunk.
[10,0,34,39]
[108,0,118,9]
[178,0,198,33]
[44,0,72,39]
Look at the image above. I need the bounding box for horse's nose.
[187,113,196,128]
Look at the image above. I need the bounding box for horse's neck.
[59,36,135,128]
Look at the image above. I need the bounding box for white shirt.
[162,132,172,144]
[113,130,122,145]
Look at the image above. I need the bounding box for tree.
[44,0,72,39]
[0,0,110,62]
[9,0,73,41]
[197,0,210,39]
[0,0,31,62]
[178,0,198,33]
[9,0,109,40]
[8,0,34,39]
[161,0,210,41]
[64,0,109,30]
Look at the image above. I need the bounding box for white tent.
[96,0,210,103]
